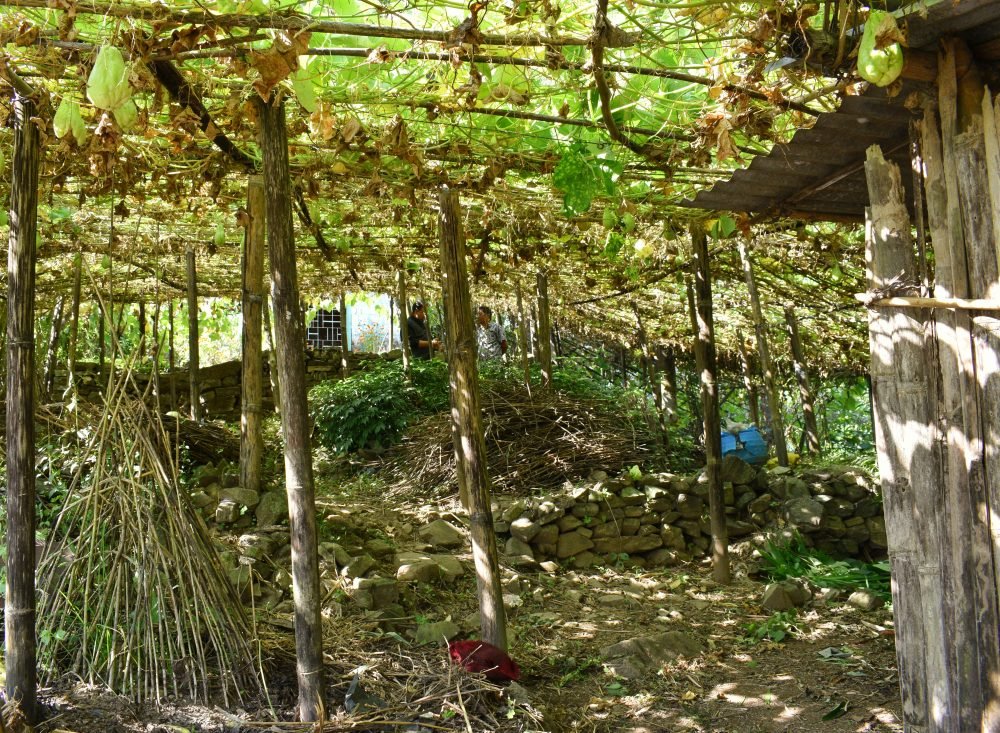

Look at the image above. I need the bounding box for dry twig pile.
[382,384,654,495]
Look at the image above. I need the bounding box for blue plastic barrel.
[719,426,769,465]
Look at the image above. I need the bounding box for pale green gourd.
[858,10,904,87]
[113,98,138,131]
[87,46,133,110]
[291,65,318,114]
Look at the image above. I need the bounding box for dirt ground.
[33,469,902,733]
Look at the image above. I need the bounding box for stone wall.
[63,348,399,420]
[493,457,885,569]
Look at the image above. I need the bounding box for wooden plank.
[864,144,934,730]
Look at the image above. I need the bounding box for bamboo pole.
[438,186,508,651]
[864,144,944,732]
[185,247,203,421]
[257,96,325,723]
[783,306,820,455]
[738,240,788,465]
[168,299,177,411]
[690,223,729,585]
[6,91,40,725]
[263,296,281,412]
[241,175,265,499]
[138,301,146,358]
[535,272,553,389]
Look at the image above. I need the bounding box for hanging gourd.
[87,46,133,110]
[214,222,226,248]
[112,98,138,131]
[858,10,905,87]
[54,97,89,145]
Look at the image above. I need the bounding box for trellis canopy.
[2,0,987,372]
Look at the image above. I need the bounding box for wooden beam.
[240,176,265,499]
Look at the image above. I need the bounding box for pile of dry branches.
[382,384,655,496]
[35,374,263,705]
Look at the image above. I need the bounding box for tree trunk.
[738,241,788,465]
[398,272,411,379]
[257,96,325,723]
[241,175,266,499]
[438,187,508,650]
[185,247,203,421]
[65,253,82,394]
[536,272,553,389]
[43,296,65,401]
[6,91,39,725]
[783,306,820,454]
[515,282,531,392]
[691,223,729,585]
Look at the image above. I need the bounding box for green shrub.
[310,361,415,454]
[309,359,450,454]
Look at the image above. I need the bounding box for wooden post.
[42,296,64,401]
[151,300,161,405]
[738,240,788,465]
[783,306,820,454]
[65,253,82,393]
[536,272,553,389]
[438,187,508,650]
[952,83,1000,726]
[258,96,324,723]
[339,291,349,376]
[865,144,949,732]
[6,91,39,725]
[691,223,729,585]
[263,296,281,412]
[241,175,266,499]
[735,330,761,427]
[684,275,704,442]
[656,344,678,425]
[137,301,146,357]
[185,247,203,421]
[397,271,411,379]
[97,300,106,374]
[515,281,531,392]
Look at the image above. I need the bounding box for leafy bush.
[310,361,415,454]
[309,359,450,454]
[759,531,891,600]
[742,610,800,644]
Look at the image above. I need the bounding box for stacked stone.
[494,459,886,569]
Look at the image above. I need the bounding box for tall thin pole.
[738,240,788,465]
[515,281,530,392]
[186,247,203,421]
[397,271,411,379]
[784,305,820,454]
[66,253,82,394]
[258,96,324,723]
[691,223,729,585]
[438,186,508,650]
[6,91,40,724]
[241,175,266,498]
[535,271,553,389]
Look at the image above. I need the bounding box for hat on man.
[411,301,425,313]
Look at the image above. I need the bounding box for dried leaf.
[251,49,295,101]
[366,46,394,64]
[341,116,362,143]
[14,20,38,46]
